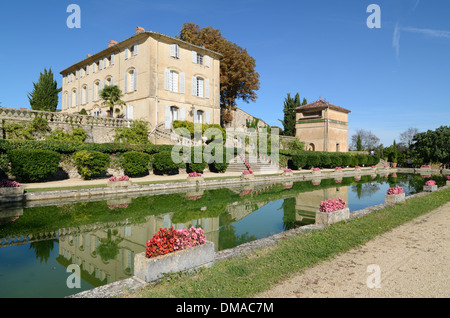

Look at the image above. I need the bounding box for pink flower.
[319,198,346,213]
[0,180,20,188]
[284,169,292,173]
[355,166,361,169]
[425,180,436,186]
[387,187,403,195]
[313,167,320,171]
[334,167,342,170]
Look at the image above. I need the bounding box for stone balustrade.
[0,107,134,129]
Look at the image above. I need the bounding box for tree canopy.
[351,129,380,151]
[28,68,61,112]
[279,93,307,136]
[410,126,450,166]
[178,23,260,111]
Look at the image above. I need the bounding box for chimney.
[108,40,118,47]
[87,54,92,58]
[136,26,145,34]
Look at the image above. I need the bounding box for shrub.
[8,149,61,182]
[356,154,368,166]
[115,121,150,144]
[152,151,179,174]
[340,153,352,167]
[305,152,320,168]
[73,150,110,180]
[187,147,207,173]
[121,151,151,177]
[46,128,87,143]
[292,152,306,169]
[318,152,331,168]
[329,153,343,168]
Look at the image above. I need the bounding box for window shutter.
[99,60,103,70]
[75,90,78,106]
[192,51,197,63]
[133,42,138,56]
[180,107,186,121]
[125,47,129,60]
[104,57,107,68]
[205,79,210,98]
[124,72,128,93]
[69,91,72,108]
[165,105,171,129]
[133,69,137,91]
[92,63,96,73]
[170,44,176,58]
[111,76,114,86]
[205,111,210,124]
[92,84,95,102]
[180,72,185,94]
[205,55,210,67]
[86,65,89,76]
[111,54,115,65]
[164,68,170,91]
[193,109,198,123]
[192,76,197,96]
[85,87,88,104]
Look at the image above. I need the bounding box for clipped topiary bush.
[187,147,207,173]
[305,152,320,168]
[152,151,179,175]
[292,152,307,170]
[73,150,110,180]
[318,152,331,168]
[122,151,151,177]
[329,153,343,168]
[8,149,61,182]
[340,153,352,167]
[356,153,368,166]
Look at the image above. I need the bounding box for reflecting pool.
[0,173,446,298]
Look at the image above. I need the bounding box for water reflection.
[0,173,447,297]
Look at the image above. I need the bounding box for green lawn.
[130,187,450,298]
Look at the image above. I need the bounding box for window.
[196,110,204,124]
[192,76,204,97]
[94,81,100,101]
[307,143,315,151]
[169,71,178,92]
[82,85,88,105]
[196,54,203,65]
[124,69,137,93]
[170,44,180,59]
[170,106,179,122]
[71,89,78,107]
[106,76,113,86]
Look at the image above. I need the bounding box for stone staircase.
[226,153,281,174]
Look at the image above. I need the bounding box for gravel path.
[257,202,450,298]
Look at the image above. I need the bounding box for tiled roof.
[295,99,351,113]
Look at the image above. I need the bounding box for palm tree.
[100,85,126,117]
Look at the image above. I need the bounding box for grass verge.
[130,187,450,298]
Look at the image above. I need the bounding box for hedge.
[121,151,151,177]
[8,149,61,182]
[0,139,173,155]
[281,151,379,170]
[152,151,180,174]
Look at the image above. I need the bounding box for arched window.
[94,81,100,101]
[125,69,137,93]
[105,76,113,87]
[82,85,88,105]
[71,89,77,107]
[307,143,315,151]
[170,106,179,122]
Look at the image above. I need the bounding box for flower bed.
[316,198,349,226]
[282,168,293,177]
[355,166,361,170]
[423,180,437,192]
[107,175,132,187]
[421,164,431,169]
[312,167,321,175]
[0,179,24,203]
[385,187,405,205]
[134,227,214,282]
[187,172,204,182]
[241,170,254,179]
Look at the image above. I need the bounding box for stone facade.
[60,27,222,144]
[295,99,350,152]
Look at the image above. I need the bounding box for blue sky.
[0,0,449,147]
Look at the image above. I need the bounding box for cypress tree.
[280,93,301,136]
[28,68,61,112]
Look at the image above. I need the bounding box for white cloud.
[402,27,450,39]
[393,22,401,58]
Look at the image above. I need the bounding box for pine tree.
[356,134,363,151]
[28,68,61,112]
